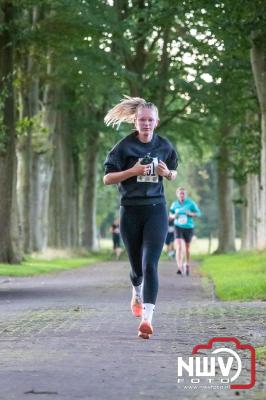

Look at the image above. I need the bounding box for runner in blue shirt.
[170,187,201,276]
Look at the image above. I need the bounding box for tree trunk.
[240,183,248,250]
[157,25,170,112]
[48,108,80,248]
[241,175,260,250]
[250,31,266,249]
[17,141,33,253]
[30,58,56,252]
[115,0,146,97]
[16,6,39,254]
[0,2,22,263]
[31,152,54,251]
[216,128,236,253]
[82,132,99,251]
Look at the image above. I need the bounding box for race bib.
[137,157,159,183]
[177,215,188,225]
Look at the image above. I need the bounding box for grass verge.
[256,346,266,375]
[256,346,266,361]
[199,251,266,301]
[0,252,112,277]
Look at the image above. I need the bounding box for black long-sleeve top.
[104,131,178,206]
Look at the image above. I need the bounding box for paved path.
[0,260,265,400]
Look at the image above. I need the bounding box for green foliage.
[256,346,266,361]
[184,0,263,182]
[200,250,266,300]
[16,116,34,135]
[8,0,266,251]
[93,0,263,237]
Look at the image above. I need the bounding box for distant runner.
[170,187,201,276]
[110,219,122,260]
[165,215,175,258]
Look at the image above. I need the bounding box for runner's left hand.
[156,160,169,177]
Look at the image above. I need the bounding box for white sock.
[133,283,143,299]
[143,303,155,323]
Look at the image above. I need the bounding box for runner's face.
[177,190,186,201]
[135,108,158,143]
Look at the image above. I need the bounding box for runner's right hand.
[130,161,151,176]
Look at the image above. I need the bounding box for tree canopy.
[0,0,265,260]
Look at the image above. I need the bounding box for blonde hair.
[104,95,158,128]
[176,187,187,196]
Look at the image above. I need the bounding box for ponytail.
[104,95,158,128]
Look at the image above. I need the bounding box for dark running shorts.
[175,226,194,243]
[165,232,175,245]
[112,233,121,249]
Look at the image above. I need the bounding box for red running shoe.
[131,295,142,318]
[138,331,150,339]
[138,320,153,336]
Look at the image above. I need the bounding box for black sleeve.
[165,146,178,170]
[104,145,123,174]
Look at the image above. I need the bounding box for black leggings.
[120,203,168,304]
